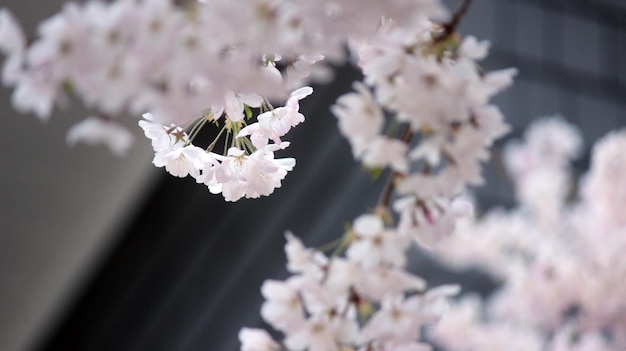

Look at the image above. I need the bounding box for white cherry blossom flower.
[582,129,626,228]
[238,328,279,351]
[260,279,306,334]
[11,71,58,119]
[458,36,490,60]
[139,112,186,152]
[332,82,384,158]
[214,146,295,201]
[237,87,312,148]
[0,8,25,57]
[27,3,95,82]
[66,116,133,156]
[284,314,357,351]
[284,232,327,279]
[153,144,209,178]
[0,8,26,85]
[360,294,427,344]
[361,136,410,173]
[354,265,426,301]
[394,196,473,249]
[323,257,359,297]
[347,214,410,268]
[224,90,264,122]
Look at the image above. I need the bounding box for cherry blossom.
[237,86,312,148]
[244,209,459,351]
[347,214,410,268]
[138,87,303,201]
[332,82,385,158]
[153,144,211,178]
[581,129,626,228]
[260,279,306,334]
[0,8,25,85]
[0,0,445,127]
[394,196,473,249]
[211,146,295,202]
[238,328,279,351]
[66,116,133,156]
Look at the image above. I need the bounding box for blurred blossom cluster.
[0,0,444,126]
[430,117,626,351]
[0,0,447,201]
[240,224,461,351]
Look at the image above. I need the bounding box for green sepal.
[244,105,253,119]
[62,80,73,95]
[365,166,384,181]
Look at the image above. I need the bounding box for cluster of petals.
[66,116,134,155]
[0,0,446,153]
[330,23,515,287]
[237,87,312,149]
[580,128,626,228]
[429,118,626,351]
[332,82,410,173]
[503,116,583,223]
[241,214,460,351]
[393,195,473,249]
[139,112,296,201]
[333,20,514,219]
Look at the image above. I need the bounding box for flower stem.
[206,125,227,152]
[188,115,208,142]
[316,236,345,253]
[377,126,413,209]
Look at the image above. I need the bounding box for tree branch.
[377,126,413,209]
[435,0,474,42]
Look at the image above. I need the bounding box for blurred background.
[0,0,624,350]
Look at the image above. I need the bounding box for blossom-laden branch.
[241,3,518,351]
[332,13,515,245]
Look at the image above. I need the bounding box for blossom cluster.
[429,117,626,351]
[332,19,515,247]
[138,86,311,201]
[240,214,460,351]
[238,19,518,341]
[0,0,448,198]
[0,0,444,141]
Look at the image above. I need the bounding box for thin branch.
[377,126,413,209]
[435,0,474,42]
[381,0,469,207]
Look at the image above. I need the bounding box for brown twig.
[435,0,474,43]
